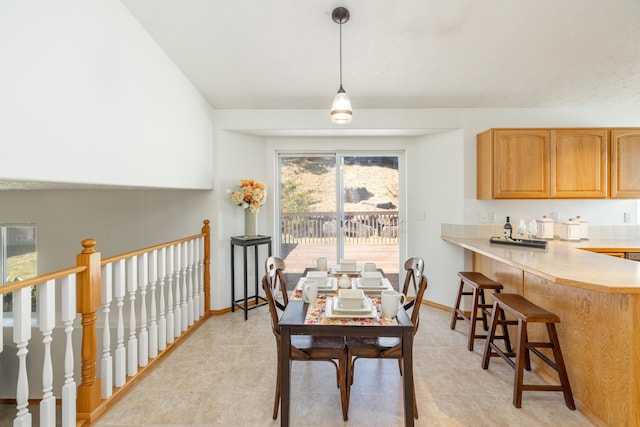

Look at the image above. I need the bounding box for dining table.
[278,270,416,426]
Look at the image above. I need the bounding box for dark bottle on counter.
[503,216,512,239]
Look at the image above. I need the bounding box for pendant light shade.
[330,7,352,124]
[331,85,352,124]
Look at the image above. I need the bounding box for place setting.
[296,270,338,294]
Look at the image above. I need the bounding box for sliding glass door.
[277,152,401,284]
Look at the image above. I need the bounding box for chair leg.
[346,350,354,412]
[339,353,349,421]
[413,381,418,419]
[513,319,527,408]
[273,351,280,420]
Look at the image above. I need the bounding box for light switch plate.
[416,211,426,221]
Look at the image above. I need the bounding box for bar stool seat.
[450,272,511,351]
[481,293,576,410]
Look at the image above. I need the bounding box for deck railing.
[0,220,211,426]
[282,211,399,244]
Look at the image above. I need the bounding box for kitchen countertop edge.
[442,235,640,294]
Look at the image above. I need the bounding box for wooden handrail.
[101,233,206,265]
[0,266,86,293]
[0,220,211,426]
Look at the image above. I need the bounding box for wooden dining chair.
[346,274,429,419]
[262,275,349,421]
[401,256,424,311]
[264,256,289,310]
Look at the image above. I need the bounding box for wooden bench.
[450,272,511,351]
[481,293,576,409]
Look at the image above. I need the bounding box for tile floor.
[94,304,594,427]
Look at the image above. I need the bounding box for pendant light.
[330,7,352,124]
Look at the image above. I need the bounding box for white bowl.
[338,289,365,309]
[339,258,357,271]
[361,271,383,287]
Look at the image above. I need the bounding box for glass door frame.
[274,150,406,274]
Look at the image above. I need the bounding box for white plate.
[325,297,376,319]
[330,264,362,274]
[306,271,328,279]
[317,278,338,292]
[332,296,372,314]
[355,278,392,292]
[297,277,337,292]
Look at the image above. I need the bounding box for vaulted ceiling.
[121,0,640,110]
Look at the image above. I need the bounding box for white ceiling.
[120,0,640,110]
[5,1,640,191]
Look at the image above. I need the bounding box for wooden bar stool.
[450,272,511,351]
[481,293,576,410]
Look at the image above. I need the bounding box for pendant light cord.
[339,20,343,88]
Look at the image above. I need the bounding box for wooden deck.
[280,242,400,289]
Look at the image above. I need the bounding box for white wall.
[0,0,213,189]
[410,130,466,306]
[212,130,268,310]
[213,107,640,308]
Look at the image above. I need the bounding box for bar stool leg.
[479,289,489,330]
[468,286,481,351]
[450,280,465,330]
[481,300,500,369]
[513,319,528,408]
[498,306,513,354]
[547,323,576,409]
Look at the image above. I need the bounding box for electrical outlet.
[624,212,632,223]
[416,211,426,221]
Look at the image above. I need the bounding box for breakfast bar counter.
[442,236,640,293]
[443,235,640,427]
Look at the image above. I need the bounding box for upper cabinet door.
[610,129,640,198]
[550,129,608,198]
[492,130,550,199]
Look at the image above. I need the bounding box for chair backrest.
[262,274,281,339]
[410,274,429,336]
[401,257,424,309]
[264,256,288,310]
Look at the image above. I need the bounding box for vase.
[244,209,258,237]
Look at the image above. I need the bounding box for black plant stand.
[230,235,272,320]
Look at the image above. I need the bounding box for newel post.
[76,239,102,417]
[202,220,211,313]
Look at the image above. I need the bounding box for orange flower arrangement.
[227,179,267,213]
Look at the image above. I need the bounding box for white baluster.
[61,275,77,427]
[137,253,148,367]
[39,280,56,426]
[165,246,175,344]
[100,263,113,399]
[148,249,158,358]
[157,247,167,350]
[114,259,126,387]
[126,257,138,376]
[181,242,189,330]
[13,287,32,427]
[173,244,182,338]
[191,238,199,320]
[198,236,205,317]
[187,239,195,326]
